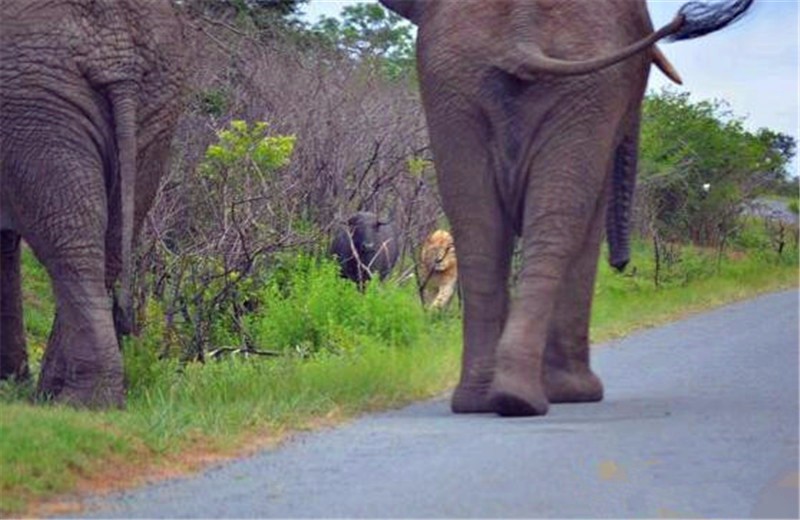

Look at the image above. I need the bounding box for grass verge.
[1,240,797,516]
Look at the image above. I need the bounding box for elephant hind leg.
[543,336,604,404]
[542,246,603,403]
[35,271,124,409]
[33,232,124,408]
[542,192,606,404]
[449,215,515,413]
[19,160,125,408]
[544,329,604,404]
[424,107,516,413]
[488,136,617,416]
[0,230,30,381]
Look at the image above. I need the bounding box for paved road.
[80,291,798,518]
[747,198,799,225]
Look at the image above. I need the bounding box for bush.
[136,18,445,359]
[127,251,430,373]
[635,90,796,249]
[244,254,426,356]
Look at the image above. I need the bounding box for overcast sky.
[301,0,799,176]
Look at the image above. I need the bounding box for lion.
[420,229,458,309]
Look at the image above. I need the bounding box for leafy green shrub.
[638,90,796,249]
[674,247,717,284]
[732,218,772,251]
[245,254,426,356]
[731,216,799,265]
[19,246,53,364]
[140,120,300,361]
[202,120,295,180]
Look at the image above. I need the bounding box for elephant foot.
[487,355,549,417]
[544,366,604,404]
[488,378,549,417]
[451,384,492,413]
[37,324,125,409]
[451,355,495,413]
[54,383,125,409]
[38,363,125,409]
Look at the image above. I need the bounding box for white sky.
[301,0,799,176]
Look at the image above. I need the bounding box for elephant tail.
[109,82,138,336]
[501,0,753,80]
[668,0,754,42]
[606,132,639,273]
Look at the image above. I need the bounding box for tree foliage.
[184,0,309,31]
[142,120,300,360]
[138,18,436,360]
[312,2,415,79]
[637,89,796,248]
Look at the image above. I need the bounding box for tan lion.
[420,229,458,309]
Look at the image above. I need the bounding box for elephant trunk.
[109,82,138,337]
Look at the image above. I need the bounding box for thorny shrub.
[135,16,444,360]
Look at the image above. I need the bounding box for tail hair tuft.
[669,0,754,41]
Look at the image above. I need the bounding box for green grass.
[19,247,53,363]
[0,329,462,514]
[1,253,463,514]
[1,236,797,515]
[0,404,132,513]
[591,239,799,341]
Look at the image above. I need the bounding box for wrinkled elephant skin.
[0,0,187,408]
[378,0,754,416]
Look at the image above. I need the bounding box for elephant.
[0,0,187,407]
[378,0,753,416]
[330,211,400,289]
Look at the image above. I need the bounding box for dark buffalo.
[330,212,400,288]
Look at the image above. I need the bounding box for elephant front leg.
[543,196,605,404]
[0,230,30,381]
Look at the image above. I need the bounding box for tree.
[636,89,796,248]
[312,2,415,79]
[185,0,309,29]
[752,128,797,194]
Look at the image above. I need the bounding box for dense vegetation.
[1,2,797,514]
[3,225,796,515]
[128,2,798,359]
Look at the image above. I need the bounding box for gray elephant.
[379,0,753,416]
[0,0,187,407]
[330,211,400,289]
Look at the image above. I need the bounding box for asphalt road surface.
[80,290,798,518]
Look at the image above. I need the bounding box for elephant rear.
[0,0,187,408]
